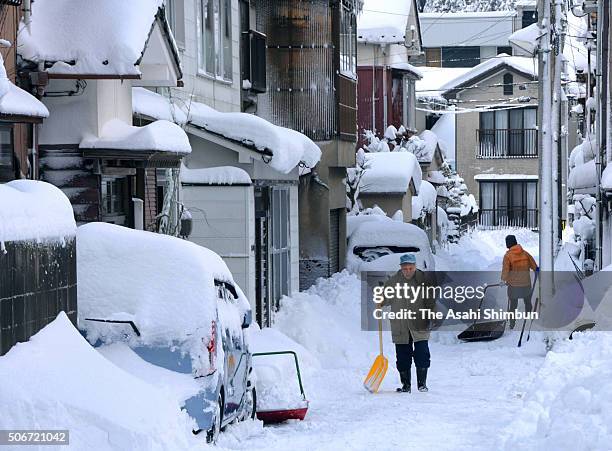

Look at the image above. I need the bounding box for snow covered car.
[346,218,435,273]
[77,223,255,443]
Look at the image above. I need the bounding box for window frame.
[479,180,538,228]
[198,0,233,81]
[0,123,15,182]
[478,107,538,157]
[339,0,357,79]
[503,73,514,96]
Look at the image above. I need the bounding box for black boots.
[417,367,428,392]
[396,370,411,392]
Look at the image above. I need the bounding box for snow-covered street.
[217,230,549,450]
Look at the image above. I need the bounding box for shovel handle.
[378,317,384,356]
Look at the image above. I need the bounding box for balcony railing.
[479,208,538,229]
[477,129,538,158]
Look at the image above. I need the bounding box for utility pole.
[551,0,563,257]
[539,0,554,275]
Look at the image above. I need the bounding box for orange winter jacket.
[501,245,537,287]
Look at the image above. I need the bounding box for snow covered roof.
[389,62,423,79]
[431,112,454,160]
[0,54,48,120]
[442,55,538,95]
[420,11,515,48]
[416,67,472,101]
[357,0,418,45]
[18,0,179,78]
[508,24,542,56]
[359,151,422,194]
[80,119,191,154]
[417,130,440,164]
[186,101,321,174]
[0,180,76,244]
[132,88,321,173]
[428,170,447,185]
[78,222,250,348]
[132,87,187,125]
[180,164,252,186]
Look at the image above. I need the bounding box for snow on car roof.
[349,219,430,251]
[77,223,248,347]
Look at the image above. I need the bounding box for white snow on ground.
[0,313,198,450]
[0,180,76,244]
[219,229,567,450]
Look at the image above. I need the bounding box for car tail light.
[206,320,217,372]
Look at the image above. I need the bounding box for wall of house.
[181,184,256,307]
[170,0,242,112]
[357,43,410,67]
[453,69,539,202]
[359,192,412,223]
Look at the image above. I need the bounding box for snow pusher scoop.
[252,351,309,424]
[363,318,388,393]
[457,282,508,342]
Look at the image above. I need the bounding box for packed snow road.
[218,230,547,450]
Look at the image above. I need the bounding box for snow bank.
[80,119,191,154]
[132,87,188,124]
[357,0,411,44]
[503,332,612,450]
[181,164,252,185]
[0,313,196,450]
[0,53,48,118]
[19,0,163,76]
[247,326,317,410]
[0,180,76,244]
[359,151,421,194]
[77,223,248,352]
[187,101,320,173]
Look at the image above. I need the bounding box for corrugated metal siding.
[256,0,337,141]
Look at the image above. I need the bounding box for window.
[166,0,185,48]
[479,180,538,228]
[478,107,538,157]
[522,10,538,29]
[101,176,128,225]
[270,187,291,311]
[441,46,480,67]
[497,46,513,56]
[503,73,514,95]
[199,0,232,80]
[0,124,14,182]
[339,0,357,78]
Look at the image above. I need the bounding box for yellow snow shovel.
[363,318,388,393]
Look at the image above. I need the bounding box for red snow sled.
[252,351,309,424]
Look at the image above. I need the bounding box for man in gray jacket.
[381,253,436,393]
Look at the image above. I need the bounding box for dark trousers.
[508,285,533,313]
[395,337,430,371]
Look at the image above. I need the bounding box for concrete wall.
[453,69,539,202]
[359,192,412,223]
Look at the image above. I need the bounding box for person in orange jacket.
[501,234,538,329]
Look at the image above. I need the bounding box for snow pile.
[181,164,252,185]
[274,271,372,368]
[346,207,389,238]
[0,180,76,244]
[0,53,48,118]
[357,0,411,44]
[431,112,454,161]
[602,164,612,190]
[0,313,197,450]
[77,223,249,358]
[508,23,541,55]
[359,151,422,194]
[80,119,191,154]
[503,332,612,450]
[417,129,439,163]
[132,87,188,124]
[568,159,597,191]
[19,0,163,75]
[389,62,423,79]
[187,101,321,173]
[247,326,317,410]
[412,180,437,220]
